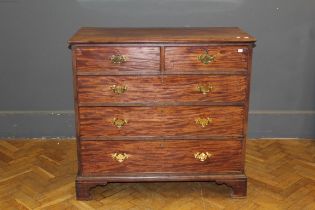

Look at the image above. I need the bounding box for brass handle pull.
[111,153,129,163]
[195,117,212,128]
[197,50,215,64]
[110,85,127,95]
[197,84,213,94]
[110,54,127,64]
[194,152,212,162]
[112,118,128,128]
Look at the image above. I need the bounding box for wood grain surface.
[74,47,160,74]
[165,46,248,72]
[78,106,244,138]
[77,75,247,104]
[79,140,242,175]
[68,27,256,44]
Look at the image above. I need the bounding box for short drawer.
[165,46,248,72]
[79,106,244,139]
[74,47,160,74]
[80,140,242,175]
[77,75,247,105]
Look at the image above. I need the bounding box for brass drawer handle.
[197,50,215,64]
[197,84,213,94]
[194,152,212,162]
[111,153,129,163]
[110,85,127,95]
[112,118,128,128]
[110,54,127,64]
[195,117,212,128]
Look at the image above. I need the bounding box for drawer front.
[77,75,247,104]
[79,106,244,139]
[75,47,160,74]
[80,140,242,175]
[165,46,248,72]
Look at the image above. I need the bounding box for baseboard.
[248,110,315,138]
[0,110,75,138]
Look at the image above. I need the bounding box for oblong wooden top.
[68,27,256,45]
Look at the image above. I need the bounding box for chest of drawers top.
[69,27,255,44]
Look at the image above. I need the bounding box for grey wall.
[1,0,315,138]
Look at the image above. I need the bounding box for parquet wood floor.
[0,139,314,210]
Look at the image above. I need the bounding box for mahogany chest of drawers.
[68,27,256,200]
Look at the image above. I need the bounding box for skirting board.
[0,110,315,138]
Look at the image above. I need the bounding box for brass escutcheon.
[194,152,212,162]
[195,117,213,128]
[197,84,213,94]
[111,153,129,163]
[110,85,127,95]
[112,118,128,128]
[110,54,127,64]
[197,50,215,64]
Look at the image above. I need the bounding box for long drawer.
[77,75,247,105]
[74,46,160,74]
[79,106,244,139]
[165,46,248,73]
[80,140,242,175]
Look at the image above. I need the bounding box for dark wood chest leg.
[216,177,247,198]
[76,179,107,200]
